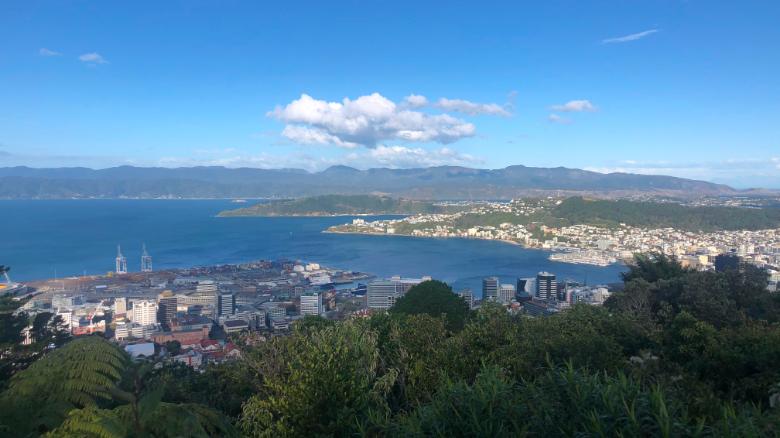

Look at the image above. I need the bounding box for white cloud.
[434,98,511,116]
[78,52,108,64]
[551,100,597,112]
[602,29,659,44]
[547,114,571,124]
[268,93,476,147]
[281,125,360,149]
[39,48,61,56]
[403,94,429,108]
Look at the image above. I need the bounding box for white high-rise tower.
[141,243,153,272]
[115,245,128,274]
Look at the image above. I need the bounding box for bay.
[0,200,626,295]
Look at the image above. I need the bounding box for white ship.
[549,250,617,267]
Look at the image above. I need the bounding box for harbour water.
[0,200,626,295]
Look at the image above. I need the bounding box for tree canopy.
[389,280,470,331]
[2,255,780,436]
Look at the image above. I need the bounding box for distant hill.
[218,195,448,216]
[0,164,744,200]
[551,197,780,232]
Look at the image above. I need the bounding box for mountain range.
[0,165,757,200]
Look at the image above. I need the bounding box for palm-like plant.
[47,361,238,437]
[0,336,127,434]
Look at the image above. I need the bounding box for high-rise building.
[482,277,499,302]
[499,284,516,304]
[157,290,177,329]
[300,291,323,316]
[536,272,557,301]
[516,278,528,294]
[115,245,127,274]
[367,276,430,310]
[131,300,158,326]
[218,292,236,318]
[141,243,153,272]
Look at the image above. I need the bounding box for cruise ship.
[0,269,27,296]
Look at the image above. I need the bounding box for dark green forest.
[552,197,780,231]
[2,255,780,436]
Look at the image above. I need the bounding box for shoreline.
[218,213,410,218]
[323,229,624,267]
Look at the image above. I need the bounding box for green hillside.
[552,197,780,231]
[218,194,447,216]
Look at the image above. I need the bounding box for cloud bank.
[268,93,477,148]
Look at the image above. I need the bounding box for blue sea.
[0,200,626,295]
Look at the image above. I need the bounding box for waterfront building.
[115,245,127,274]
[535,272,557,301]
[499,283,516,304]
[367,276,430,310]
[52,294,83,311]
[141,243,153,272]
[516,278,528,294]
[300,291,323,316]
[131,300,157,326]
[482,277,499,302]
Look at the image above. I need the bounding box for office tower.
[516,278,528,294]
[115,245,127,274]
[482,277,499,302]
[300,291,323,316]
[141,243,153,272]
[157,290,177,329]
[218,292,236,318]
[535,272,557,301]
[367,276,429,310]
[499,283,516,304]
[131,300,158,326]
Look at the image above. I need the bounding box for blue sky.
[1,1,779,188]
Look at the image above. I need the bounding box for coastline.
[323,228,623,267]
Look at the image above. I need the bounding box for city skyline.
[1,2,779,188]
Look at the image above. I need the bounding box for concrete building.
[218,292,236,318]
[114,297,127,315]
[458,289,474,309]
[367,276,430,310]
[157,291,177,329]
[300,291,323,316]
[535,272,557,301]
[131,300,158,326]
[499,284,516,304]
[482,277,499,302]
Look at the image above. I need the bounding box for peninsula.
[217,194,462,217]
